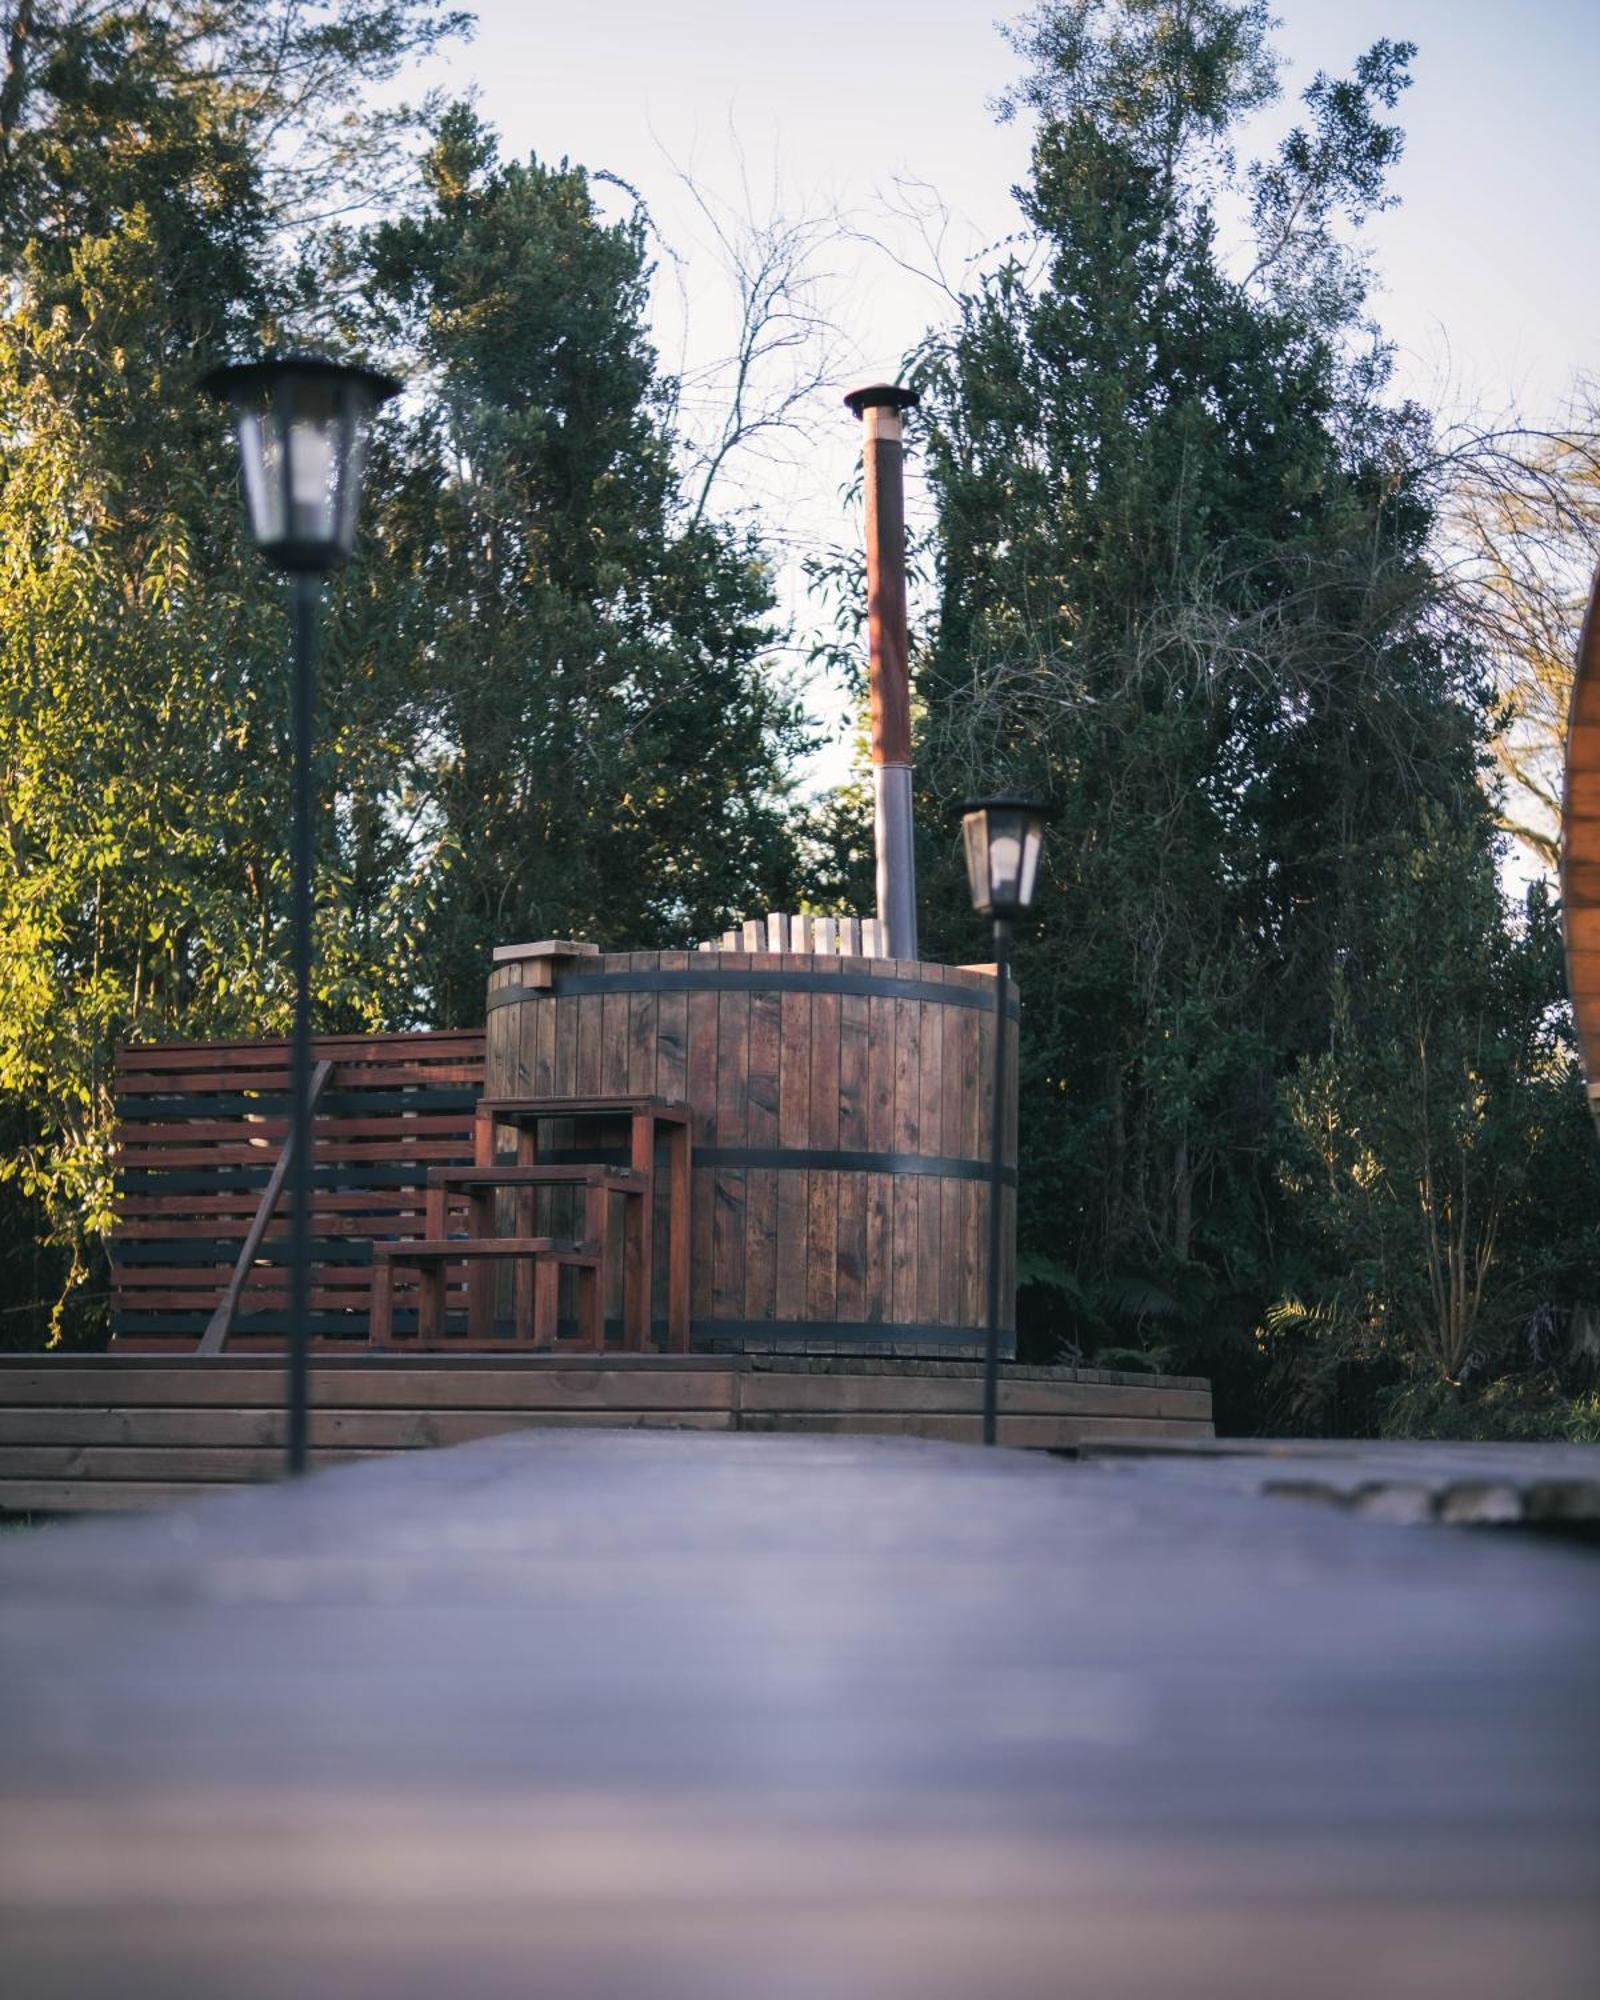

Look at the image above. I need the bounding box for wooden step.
[426,1166,647,1190]
[373,1237,600,1265]
[477,1095,690,1122]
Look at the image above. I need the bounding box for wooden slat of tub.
[838,987,869,1147]
[712,978,749,1314]
[531,990,555,1095]
[687,978,719,1321]
[657,954,689,1106]
[867,993,895,1153]
[743,1168,777,1322]
[574,991,601,1096]
[916,985,946,1325]
[836,986,870,1324]
[687,985,719,1146]
[600,988,630,1097]
[805,963,841,1324]
[553,992,578,1097]
[717,986,751,1146]
[507,985,533,1094]
[774,983,812,1322]
[484,986,508,1093]
[627,957,660,1098]
[865,1171,891,1324]
[747,988,781,1143]
[712,1168,748,1319]
[938,1002,964,1327]
[836,1172,866,1323]
[743,988,782,1324]
[893,994,921,1152]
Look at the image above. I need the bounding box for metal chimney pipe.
[845,381,920,963]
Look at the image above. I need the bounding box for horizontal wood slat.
[0,1355,1213,1509]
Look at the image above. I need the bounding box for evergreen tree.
[359,109,812,1024]
[909,1,1592,1423]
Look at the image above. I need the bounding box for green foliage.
[356,109,814,1024]
[0,14,809,1339]
[1379,1377,1600,1446]
[910,2,1598,1429]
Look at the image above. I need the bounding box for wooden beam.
[195,1060,334,1357]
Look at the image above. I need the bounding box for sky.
[419,1,1600,775]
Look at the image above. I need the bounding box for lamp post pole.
[287,572,320,1476]
[956,795,1051,1449]
[202,353,399,1479]
[982,915,1012,1448]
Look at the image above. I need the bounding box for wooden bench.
[370,1236,602,1349]
[372,1163,661,1350]
[475,1097,691,1352]
[435,1164,648,1348]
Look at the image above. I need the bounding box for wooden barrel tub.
[484,947,1018,1354]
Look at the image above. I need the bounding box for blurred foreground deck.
[1,1430,1597,1998]
[0,1352,1212,1512]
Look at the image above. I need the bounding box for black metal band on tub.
[484,966,1019,1019]
[695,1146,1016,1185]
[692,1320,1009,1348]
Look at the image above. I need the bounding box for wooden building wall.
[1563,564,1600,1122]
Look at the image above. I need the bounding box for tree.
[358,109,815,1025]
[905,1,1573,1426]
[0,2,465,1336]
[1444,394,1600,868]
[1274,823,1591,1386]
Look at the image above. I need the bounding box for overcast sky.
[429,2,1600,774]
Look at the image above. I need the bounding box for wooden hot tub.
[484,945,1018,1354]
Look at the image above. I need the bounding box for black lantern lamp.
[959,795,1050,921]
[201,355,399,572]
[202,354,398,1476]
[957,796,1052,1445]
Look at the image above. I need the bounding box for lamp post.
[957,797,1051,1446]
[201,355,399,1475]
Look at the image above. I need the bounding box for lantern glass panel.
[236,408,285,547]
[286,382,340,539]
[1017,820,1042,910]
[987,817,1026,910]
[961,811,991,914]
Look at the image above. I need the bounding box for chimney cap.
[844,381,920,419]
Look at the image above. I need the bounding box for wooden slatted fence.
[113,1031,485,1350]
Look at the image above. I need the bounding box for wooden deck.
[1,1430,1596,1996]
[0,1353,1213,1513]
